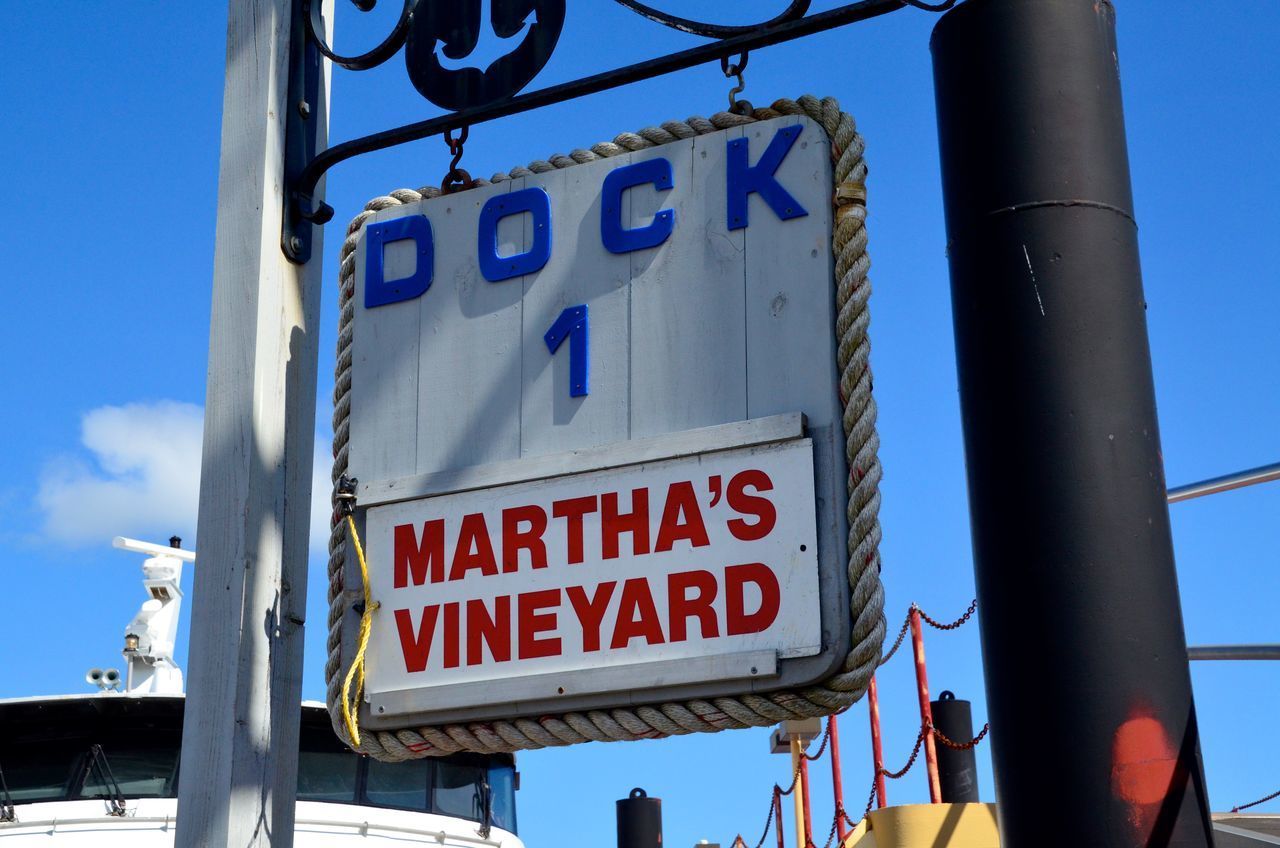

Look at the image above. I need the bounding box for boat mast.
[112,535,193,695]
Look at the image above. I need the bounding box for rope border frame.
[327,94,885,759]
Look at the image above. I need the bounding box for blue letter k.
[727,125,809,231]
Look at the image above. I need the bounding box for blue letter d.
[365,215,434,309]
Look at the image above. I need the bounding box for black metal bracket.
[282,0,329,264]
[336,474,359,517]
[280,0,954,264]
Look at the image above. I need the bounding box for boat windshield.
[0,698,516,834]
[296,723,517,832]
[0,705,182,804]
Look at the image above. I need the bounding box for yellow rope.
[341,514,380,746]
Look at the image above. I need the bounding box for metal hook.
[442,125,474,194]
[720,52,752,115]
[336,475,359,517]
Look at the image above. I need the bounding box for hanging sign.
[333,104,882,750]
[365,433,820,718]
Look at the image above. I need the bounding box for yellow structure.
[790,738,808,848]
[844,803,1000,848]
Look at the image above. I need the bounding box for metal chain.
[850,795,871,829]
[720,52,752,115]
[881,727,927,780]
[817,808,842,848]
[851,775,879,827]
[831,718,991,844]
[743,720,845,848]
[931,721,990,751]
[735,605,984,848]
[778,766,800,797]
[880,599,978,668]
[803,722,832,761]
[878,609,911,665]
[744,789,779,848]
[1232,786,1280,813]
[441,125,473,194]
[916,598,978,631]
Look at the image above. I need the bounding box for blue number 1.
[544,305,589,398]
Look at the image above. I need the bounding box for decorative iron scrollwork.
[612,0,813,39]
[303,0,835,111]
[405,0,566,111]
[304,0,566,109]
[282,0,957,263]
[303,0,415,71]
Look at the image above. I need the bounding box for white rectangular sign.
[346,115,851,726]
[349,116,836,483]
[364,438,821,712]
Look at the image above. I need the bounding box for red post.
[774,786,786,848]
[800,754,814,847]
[829,716,849,842]
[909,606,943,803]
[867,675,887,808]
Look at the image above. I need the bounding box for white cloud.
[38,401,333,556]
[38,401,203,546]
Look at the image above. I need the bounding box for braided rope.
[326,95,886,759]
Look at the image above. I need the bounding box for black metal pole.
[617,787,662,848]
[931,2,1214,846]
[931,691,980,804]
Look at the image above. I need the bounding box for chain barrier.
[803,723,832,762]
[1232,786,1280,813]
[916,598,979,631]
[837,734,918,848]
[879,599,977,667]
[881,726,927,780]
[821,722,997,848]
[847,776,878,833]
[817,807,842,848]
[742,723,833,848]
[840,720,992,843]
[931,721,990,751]
[744,788,779,848]
[845,801,867,832]
[878,611,911,666]
[739,601,985,847]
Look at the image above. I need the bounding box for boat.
[0,537,523,847]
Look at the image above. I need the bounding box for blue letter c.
[601,158,675,254]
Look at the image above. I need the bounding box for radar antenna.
[92,535,195,694]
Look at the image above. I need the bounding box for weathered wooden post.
[176,1,331,846]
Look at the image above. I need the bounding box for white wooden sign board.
[348,115,850,727]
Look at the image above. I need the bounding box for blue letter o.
[478,187,553,282]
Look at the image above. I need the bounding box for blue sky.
[1,1,1276,845]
